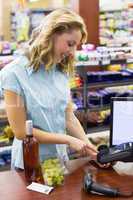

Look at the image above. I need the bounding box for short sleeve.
[1,69,23,96]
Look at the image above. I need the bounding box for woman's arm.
[4,90,70,143]
[65,102,113,167]
[66,102,90,143]
[66,102,97,158]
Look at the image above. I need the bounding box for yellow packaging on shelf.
[0,137,9,146]
[107,64,122,71]
[127,85,133,90]
[127,63,133,69]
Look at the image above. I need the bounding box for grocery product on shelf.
[69,74,83,89]
[0,125,13,170]
[99,5,133,46]
[76,44,133,67]
[0,41,17,55]
[0,41,18,69]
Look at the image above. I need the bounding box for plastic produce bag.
[41,158,65,186]
[56,144,92,174]
[41,144,92,187]
[64,156,92,174]
[113,162,133,176]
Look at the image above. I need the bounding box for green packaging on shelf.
[78,53,88,61]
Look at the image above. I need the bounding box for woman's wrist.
[64,135,72,146]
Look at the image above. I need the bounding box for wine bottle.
[23,120,44,184]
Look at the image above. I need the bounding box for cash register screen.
[110,97,133,146]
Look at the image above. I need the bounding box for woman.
[1,8,98,170]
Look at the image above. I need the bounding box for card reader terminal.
[97,142,133,164]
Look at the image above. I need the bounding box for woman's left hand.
[96,162,111,169]
[89,160,112,169]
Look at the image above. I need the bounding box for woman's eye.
[68,43,73,47]
[68,42,75,47]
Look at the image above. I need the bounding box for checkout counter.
[0,162,133,200]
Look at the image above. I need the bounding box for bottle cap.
[26,120,33,136]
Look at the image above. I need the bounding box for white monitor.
[110,97,133,146]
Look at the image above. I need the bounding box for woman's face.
[53,29,82,63]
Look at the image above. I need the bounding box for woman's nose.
[69,47,76,56]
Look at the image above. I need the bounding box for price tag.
[101,60,110,65]
[127,59,133,64]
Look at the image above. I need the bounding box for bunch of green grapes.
[42,158,64,186]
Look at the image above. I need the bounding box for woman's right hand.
[67,136,97,160]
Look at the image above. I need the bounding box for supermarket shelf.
[0,164,10,171]
[0,53,13,56]
[76,58,132,68]
[71,86,83,91]
[100,8,126,12]
[0,145,12,154]
[87,79,133,89]
[31,8,53,13]
[71,80,133,90]
[87,124,110,134]
[88,105,110,112]
[74,105,110,112]
[87,130,109,138]
[0,118,8,126]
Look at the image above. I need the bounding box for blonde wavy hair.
[26,8,87,75]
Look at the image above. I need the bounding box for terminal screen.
[112,100,133,145]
